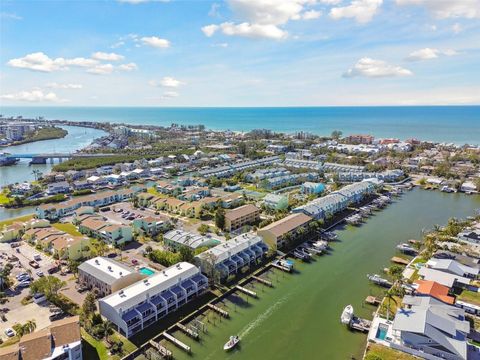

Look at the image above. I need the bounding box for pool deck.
[367,315,394,347]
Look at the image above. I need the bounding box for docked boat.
[367,274,393,288]
[293,249,308,261]
[341,305,354,325]
[310,240,328,251]
[224,335,240,351]
[396,243,418,255]
[441,186,455,193]
[321,231,337,241]
[346,214,363,225]
[279,259,294,270]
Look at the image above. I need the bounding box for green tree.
[81,292,97,326]
[331,130,343,140]
[179,246,194,263]
[30,276,66,299]
[99,320,114,343]
[215,208,225,230]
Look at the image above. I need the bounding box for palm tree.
[99,320,114,343]
[23,319,36,334]
[12,323,25,337]
[384,291,397,321]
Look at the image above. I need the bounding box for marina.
[129,188,480,360]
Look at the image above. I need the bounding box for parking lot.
[100,201,164,225]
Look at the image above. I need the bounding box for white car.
[4,328,15,337]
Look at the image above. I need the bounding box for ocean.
[1,106,479,144]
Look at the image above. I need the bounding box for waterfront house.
[194,233,268,280]
[418,267,471,289]
[78,257,144,297]
[461,181,477,193]
[391,295,470,360]
[426,259,479,279]
[47,181,71,195]
[257,213,312,250]
[263,193,289,211]
[72,180,93,191]
[224,204,260,232]
[99,262,208,338]
[413,280,455,304]
[163,229,220,251]
[457,228,480,245]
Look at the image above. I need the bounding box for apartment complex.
[224,204,261,232]
[99,262,208,338]
[163,229,221,251]
[258,213,312,250]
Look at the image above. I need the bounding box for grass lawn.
[378,295,402,320]
[52,222,82,236]
[0,191,11,205]
[0,336,20,348]
[81,329,137,360]
[365,343,419,360]
[0,214,34,228]
[458,289,480,306]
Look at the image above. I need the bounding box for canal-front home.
[99,262,208,338]
[257,213,312,250]
[194,233,268,280]
[293,180,377,220]
[391,295,470,360]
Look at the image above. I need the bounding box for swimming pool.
[139,267,155,276]
[375,324,388,340]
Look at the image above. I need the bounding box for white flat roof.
[100,262,199,312]
[78,257,134,285]
[196,233,263,264]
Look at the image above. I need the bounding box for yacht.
[341,305,354,325]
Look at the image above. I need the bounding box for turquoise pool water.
[376,325,388,340]
[139,267,155,276]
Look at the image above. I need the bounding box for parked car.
[17,281,31,288]
[131,259,139,265]
[33,254,42,261]
[36,271,44,277]
[49,311,65,321]
[4,328,15,337]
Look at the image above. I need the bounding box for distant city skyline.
[1,0,479,106]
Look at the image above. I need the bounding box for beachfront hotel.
[194,233,268,280]
[99,262,208,338]
[78,257,144,297]
[293,180,377,220]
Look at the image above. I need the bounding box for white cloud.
[343,57,413,78]
[395,0,480,19]
[141,36,171,48]
[0,90,66,102]
[92,51,124,61]
[452,22,463,33]
[0,12,22,20]
[330,0,383,24]
[211,43,229,48]
[149,76,184,88]
[87,64,114,75]
[202,0,323,40]
[46,82,83,89]
[7,52,99,72]
[302,10,322,19]
[162,91,179,98]
[206,22,288,40]
[118,62,138,71]
[406,47,458,61]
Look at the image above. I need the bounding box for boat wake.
[238,296,288,339]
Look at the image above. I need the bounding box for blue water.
[139,267,155,276]
[1,106,479,144]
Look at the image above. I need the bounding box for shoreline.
[0,127,68,148]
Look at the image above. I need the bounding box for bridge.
[8,153,118,164]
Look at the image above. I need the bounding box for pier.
[235,285,258,298]
[391,256,409,265]
[207,303,229,318]
[272,262,291,272]
[252,275,273,287]
[349,317,372,332]
[177,323,199,340]
[163,332,191,353]
[365,296,381,306]
[149,340,173,359]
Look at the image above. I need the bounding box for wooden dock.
[272,262,290,272]
[207,303,229,318]
[252,275,273,287]
[235,285,257,298]
[177,323,199,340]
[349,317,371,332]
[365,296,380,306]
[149,340,173,359]
[163,332,191,353]
[391,256,409,265]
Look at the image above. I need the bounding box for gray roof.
[393,295,469,359]
[427,259,479,277]
[78,257,134,286]
[418,267,471,288]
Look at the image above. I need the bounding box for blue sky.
[1,0,479,106]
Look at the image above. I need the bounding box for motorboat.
[224,335,240,351]
[341,305,354,325]
[367,274,393,288]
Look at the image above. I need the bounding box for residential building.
[132,216,168,236]
[301,182,325,195]
[257,213,312,249]
[0,316,83,360]
[99,262,208,338]
[391,295,470,360]
[163,229,221,251]
[425,259,479,279]
[47,181,71,195]
[418,267,471,288]
[79,217,133,245]
[224,204,260,232]
[198,156,280,178]
[413,280,455,304]
[345,134,374,144]
[194,233,268,280]
[263,193,288,211]
[78,257,144,297]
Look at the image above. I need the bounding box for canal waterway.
[161,189,480,360]
[0,125,106,220]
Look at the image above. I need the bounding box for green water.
[162,189,480,360]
